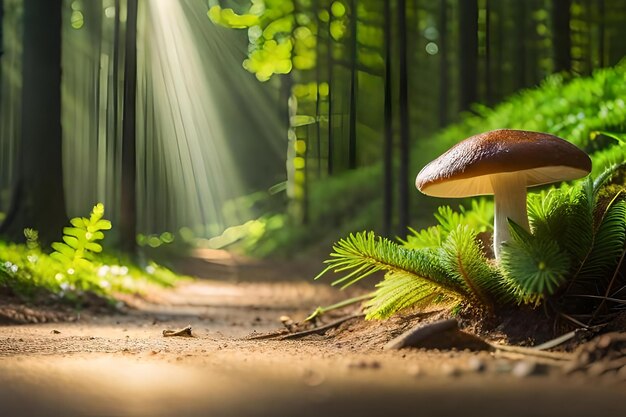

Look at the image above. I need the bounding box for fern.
[315,232,469,311]
[316,165,626,321]
[51,203,112,268]
[571,196,626,290]
[500,221,571,297]
[365,272,450,320]
[438,225,502,307]
[23,228,40,252]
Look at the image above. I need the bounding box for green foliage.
[234,65,626,259]
[499,221,570,299]
[51,203,112,269]
[315,231,466,319]
[23,228,39,251]
[207,0,320,81]
[439,225,502,307]
[317,165,626,322]
[0,204,181,302]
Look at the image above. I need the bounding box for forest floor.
[0,251,624,417]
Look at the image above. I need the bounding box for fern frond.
[500,221,570,297]
[51,203,111,268]
[400,225,444,250]
[527,186,572,241]
[316,231,468,298]
[573,197,626,288]
[365,272,454,320]
[592,162,625,195]
[562,179,595,260]
[438,225,502,307]
[434,206,464,233]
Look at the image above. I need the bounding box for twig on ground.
[488,343,573,361]
[162,325,193,337]
[281,313,365,340]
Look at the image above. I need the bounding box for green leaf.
[85,242,103,253]
[50,252,71,263]
[63,236,79,249]
[70,218,83,228]
[51,242,75,259]
[63,227,86,240]
[94,220,112,231]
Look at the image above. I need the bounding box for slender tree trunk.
[348,0,358,169]
[0,0,4,129]
[484,0,492,104]
[458,0,478,111]
[120,0,138,254]
[315,0,322,177]
[515,0,527,89]
[0,0,4,60]
[598,0,605,67]
[495,0,504,99]
[552,0,571,72]
[438,0,448,127]
[383,0,393,237]
[327,6,334,176]
[397,0,410,236]
[0,0,66,244]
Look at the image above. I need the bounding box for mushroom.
[415,129,591,260]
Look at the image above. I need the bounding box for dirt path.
[1,278,624,417]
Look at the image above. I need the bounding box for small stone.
[51,329,61,334]
[512,361,538,378]
[467,357,486,373]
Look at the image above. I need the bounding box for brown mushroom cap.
[416,129,592,198]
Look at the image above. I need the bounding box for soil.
[0,254,624,417]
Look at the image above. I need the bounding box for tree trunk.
[438,0,448,127]
[327,3,334,176]
[397,0,410,236]
[0,0,4,60]
[515,0,527,89]
[458,0,478,111]
[484,0,492,104]
[598,0,605,67]
[382,0,393,237]
[0,0,66,245]
[347,0,358,169]
[120,0,138,254]
[552,0,572,72]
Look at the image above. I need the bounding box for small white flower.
[10,264,18,273]
[145,265,156,274]
[98,265,110,277]
[120,266,129,275]
[110,265,121,275]
[67,268,75,275]
[99,280,111,289]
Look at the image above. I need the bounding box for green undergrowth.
[222,62,626,258]
[316,164,626,323]
[0,204,181,305]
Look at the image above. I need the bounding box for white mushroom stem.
[491,173,530,260]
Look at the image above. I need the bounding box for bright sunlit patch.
[135,1,283,240]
